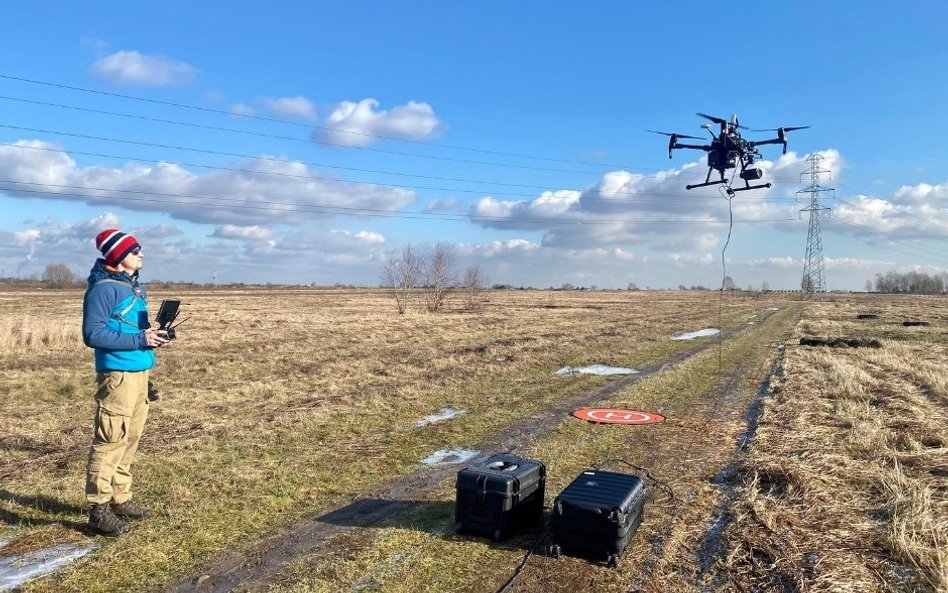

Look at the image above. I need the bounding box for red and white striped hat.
[95,229,141,267]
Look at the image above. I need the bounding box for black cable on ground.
[493,516,553,593]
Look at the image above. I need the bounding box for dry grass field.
[0,288,944,593]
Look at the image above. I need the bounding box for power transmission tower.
[798,154,833,297]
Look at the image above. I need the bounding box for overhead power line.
[0,76,807,181]
[0,139,803,206]
[833,180,948,240]
[3,72,943,264]
[0,73,656,171]
[828,218,948,263]
[0,179,803,227]
[0,122,727,197]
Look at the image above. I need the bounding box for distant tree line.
[867,271,948,294]
[380,242,488,314]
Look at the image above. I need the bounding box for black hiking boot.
[88,503,130,536]
[112,500,152,519]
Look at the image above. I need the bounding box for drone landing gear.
[730,182,772,193]
[685,179,727,191]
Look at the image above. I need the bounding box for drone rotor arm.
[673,142,711,151]
[648,130,703,158]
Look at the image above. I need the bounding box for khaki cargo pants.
[86,370,150,505]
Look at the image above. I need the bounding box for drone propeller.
[646,129,703,139]
[752,126,811,133]
[697,112,749,129]
[697,112,726,125]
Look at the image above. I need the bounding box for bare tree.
[422,242,458,312]
[42,263,76,288]
[462,265,488,310]
[380,245,422,314]
[722,275,737,291]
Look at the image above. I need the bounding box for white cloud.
[80,37,109,50]
[613,247,636,261]
[466,150,854,254]
[424,197,464,213]
[1,212,135,276]
[90,50,197,86]
[745,256,799,268]
[824,256,893,270]
[0,213,396,285]
[329,229,386,245]
[890,182,948,203]
[0,139,417,227]
[14,229,41,244]
[316,99,441,146]
[354,230,385,245]
[564,248,610,261]
[263,96,317,121]
[212,225,274,241]
[460,239,540,258]
[229,103,257,117]
[831,183,948,240]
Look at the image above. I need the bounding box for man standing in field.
[82,229,168,536]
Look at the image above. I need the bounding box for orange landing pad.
[572,408,666,425]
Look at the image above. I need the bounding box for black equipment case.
[455,453,546,541]
[550,469,645,567]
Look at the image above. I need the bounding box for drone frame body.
[650,114,808,192]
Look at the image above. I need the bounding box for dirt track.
[159,307,794,593]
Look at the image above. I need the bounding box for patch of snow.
[768,307,780,311]
[420,448,480,467]
[416,407,468,427]
[554,364,639,377]
[671,328,720,341]
[0,543,97,591]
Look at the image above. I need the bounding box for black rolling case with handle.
[455,453,546,541]
[549,469,645,567]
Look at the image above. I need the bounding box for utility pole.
[798,154,833,297]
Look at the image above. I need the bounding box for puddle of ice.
[419,448,480,467]
[0,543,97,591]
[671,328,720,341]
[554,364,639,377]
[416,407,468,427]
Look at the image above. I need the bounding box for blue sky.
[1,1,946,289]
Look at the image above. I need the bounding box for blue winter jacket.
[82,259,156,372]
